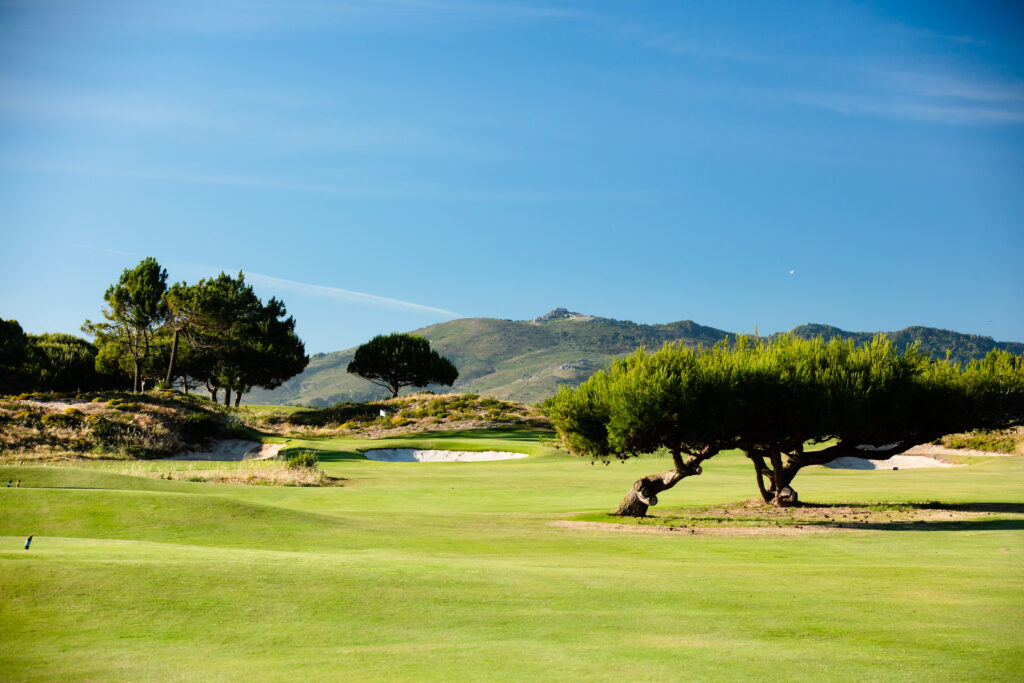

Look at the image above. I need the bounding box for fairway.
[2,431,1023,681]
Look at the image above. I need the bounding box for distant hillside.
[245,311,1024,407]
[246,311,730,406]
[785,324,1024,364]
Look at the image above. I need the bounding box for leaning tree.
[548,335,1024,516]
[347,333,458,398]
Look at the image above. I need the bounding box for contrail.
[245,271,462,317]
[73,243,462,318]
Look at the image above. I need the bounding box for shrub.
[178,411,221,444]
[285,450,319,469]
[224,416,251,439]
[69,437,91,452]
[86,415,128,449]
[940,428,1022,454]
[123,445,150,459]
[14,411,41,428]
[41,411,83,429]
[106,398,140,412]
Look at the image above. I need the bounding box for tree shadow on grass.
[799,501,1024,514]
[797,502,1024,532]
[817,518,1024,532]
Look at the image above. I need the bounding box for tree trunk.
[165,328,180,386]
[224,387,232,406]
[391,385,399,398]
[614,469,683,516]
[746,452,775,503]
[765,449,798,507]
[613,448,711,517]
[133,359,141,393]
[234,391,242,407]
[208,386,218,403]
[745,439,924,508]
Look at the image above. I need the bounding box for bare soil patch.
[553,501,1024,537]
[549,520,820,537]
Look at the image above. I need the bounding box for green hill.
[245,310,1024,407]
[785,324,1024,364]
[245,311,731,406]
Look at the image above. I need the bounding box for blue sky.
[1,0,1022,354]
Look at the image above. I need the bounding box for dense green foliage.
[165,272,308,405]
[74,262,307,404]
[548,335,1024,513]
[28,333,113,393]
[1,321,116,394]
[0,319,30,393]
[347,333,458,398]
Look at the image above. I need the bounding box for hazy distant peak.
[532,308,588,322]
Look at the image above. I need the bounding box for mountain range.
[245,308,1024,407]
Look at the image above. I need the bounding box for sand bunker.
[824,455,959,470]
[906,443,1018,458]
[363,449,528,462]
[164,439,285,462]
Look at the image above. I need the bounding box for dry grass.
[121,460,333,486]
[242,392,550,439]
[0,395,217,461]
[937,426,1024,455]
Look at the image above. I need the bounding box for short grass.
[1,431,1022,681]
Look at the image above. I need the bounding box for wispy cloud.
[882,70,1024,104]
[0,79,447,150]
[71,243,462,317]
[636,9,1024,128]
[1,0,585,37]
[790,91,1024,125]
[245,271,462,317]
